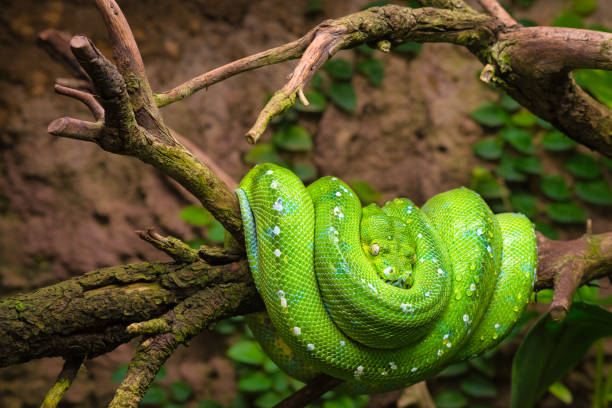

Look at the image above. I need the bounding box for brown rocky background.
[0,0,611,407]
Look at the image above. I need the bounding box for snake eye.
[370,243,380,256]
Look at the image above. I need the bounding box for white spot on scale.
[270,181,278,189]
[331,177,338,181]
[411,367,418,372]
[437,349,443,356]
[266,170,274,175]
[292,327,301,335]
[340,340,346,346]
[477,228,484,236]
[272,226,281,235]
[487,245,492,254]
[432,257,437,263]
[417,233,423,238]
[494,323,500,329]
[277,290,285,298]
[280,298,287,308]
[438,268,444,276]
[425,290,431,297]
[274,249,281,257]
[307,343,315,351]
[383,266,394,276]
[336,191,341,197]
[463,314,469,322]
[273,198,283,212]
[389,362,397,370]
[469,283,476,292]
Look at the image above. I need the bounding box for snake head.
[360,204,416,288]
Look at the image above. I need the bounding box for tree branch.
[477,0,518,27]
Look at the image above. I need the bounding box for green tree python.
[236,163,537,393]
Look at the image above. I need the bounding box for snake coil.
[236,163,537,393]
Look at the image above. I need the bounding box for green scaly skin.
[236,163,537,393]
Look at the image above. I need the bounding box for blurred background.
[0,0,611,407]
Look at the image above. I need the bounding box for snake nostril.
[370,243,380,256]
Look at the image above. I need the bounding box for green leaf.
[469,354,497,378]
[461,374,498,398]
[514,156,542,175]
[323,59,354,80]
[574,69,612,109]
[361,1,389,9]
[437,362,469,378]
[434,390,468,408]
[549,381,573,404]
[540,175,570,201]
[511,303,612,408]
[328,82,357,112]
[564,153,600,179]
[393,41,423,54]
[535,117,554,130]
[551,11,584,28]
[198,400,224,408]
[541,130,577,151]
[271,371,288,393]
[350,180,382,205]
[470,166,508,199]
[603,157,612,170]
[311,73,324,90]
[355,43,375,56]
[357,58,384,86]
[206,220,226,243]
[244,143,282,165]
[515,0,535,7]
[214,318,238,335]
[238,371,272,392]
[546,202,587,223]
[226,340,266,365]
[323,395,356,408]
[575,180,612,205]
[187,238,206,249]
[470,103,510,127]
[511,110,537,127]
[141,384,168,405]
[294,91,327,113]
[171,381,193,403]
[180,205,213,226]
[110,364,129,383]
[263,357,280,373]
[305,0,324,14]
[255,391,285,408]
[499,127,535,154]
[273,125,313,152]
[155,366,167,381]
[291,163,317,182]
[572,0,598,16]
[496,155,527,182]
[510,193,537,218]
[500,94,521,112]
[517,17,537,26]
[473,137,504,160]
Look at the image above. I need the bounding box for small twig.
[155,32,317,108]
[47,117,102,141]
[477,0,518,27]
[136,228,199,263]
[114,283,263,407]
[37,29,91,82]
[109,333,178,408]
[397,382,436,408]
[198,246,243,265]
[40,357,83,408]
[274,374,344,408]
[54,84,104,121]
[246,27,346,144]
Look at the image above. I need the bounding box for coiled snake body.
[236,163,537,393]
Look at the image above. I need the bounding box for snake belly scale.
[236,163,537,393]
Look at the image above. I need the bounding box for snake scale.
[236,163,537,393]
